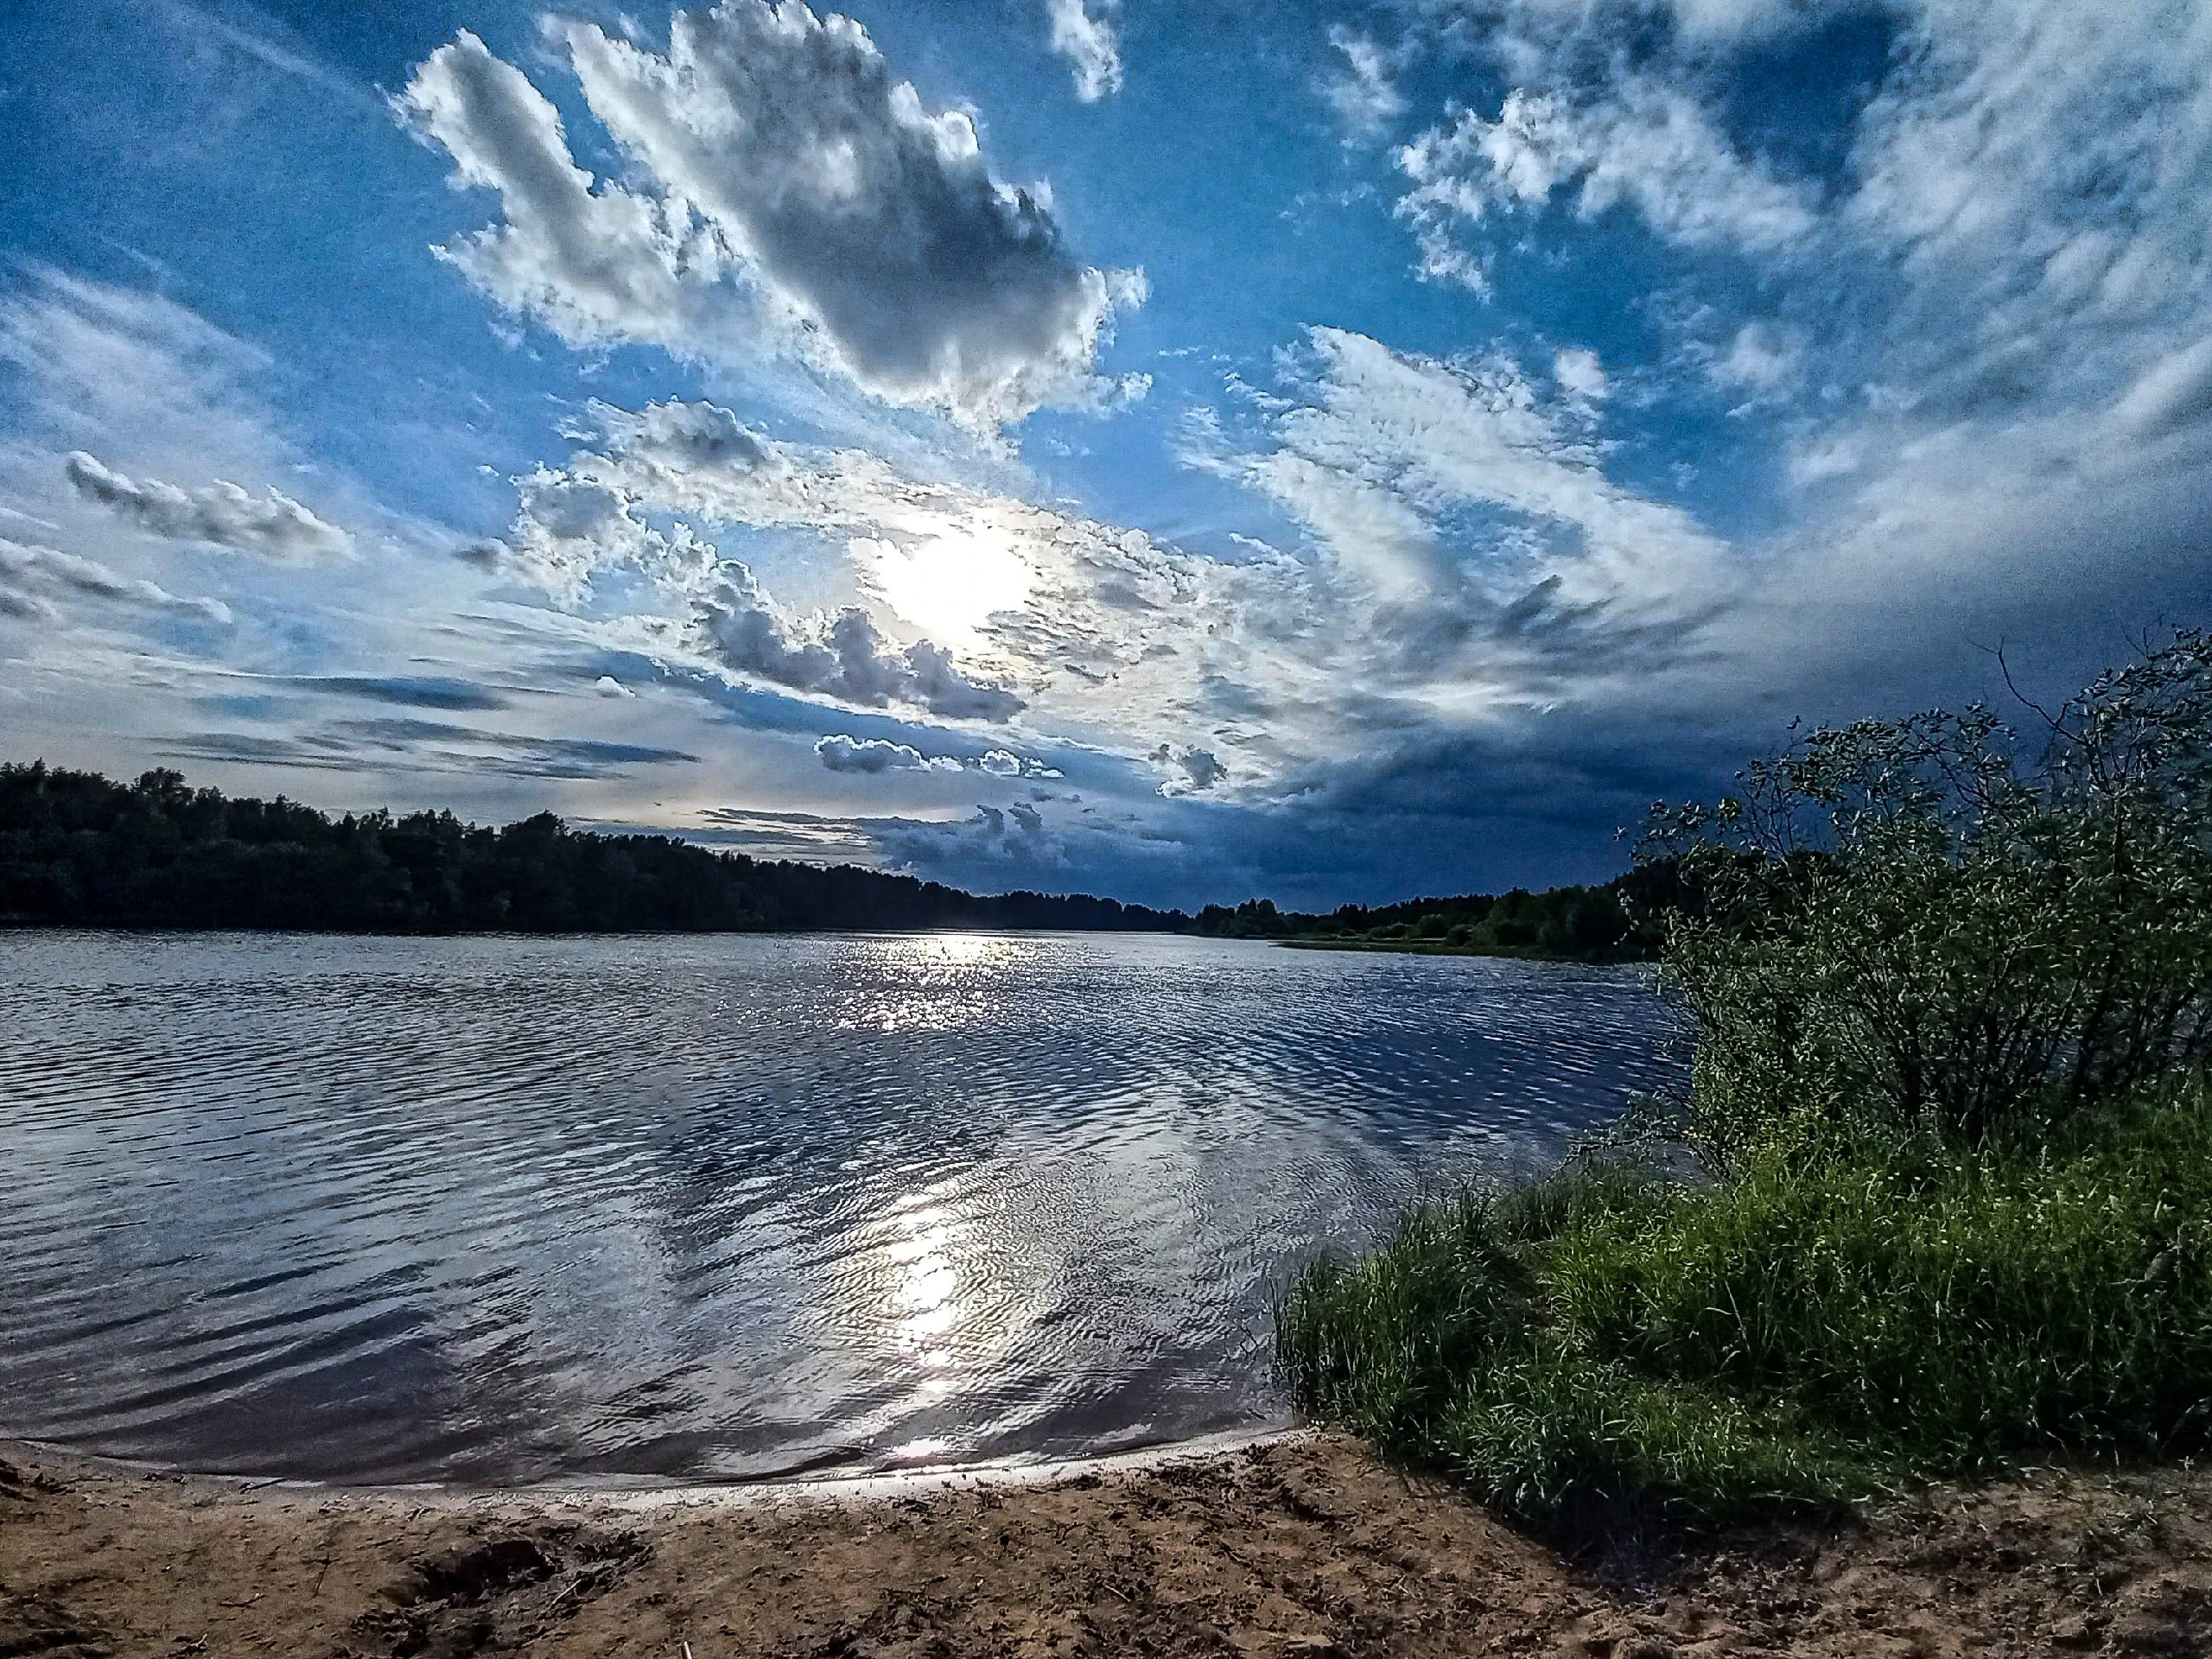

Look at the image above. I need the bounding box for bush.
[1642,631,2212,1154]
[1280,633,2212,1528]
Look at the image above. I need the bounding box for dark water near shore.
[0,930,1681,1485]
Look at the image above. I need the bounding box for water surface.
[0,930,1680,1484]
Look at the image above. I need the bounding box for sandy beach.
[5,1433,2210,1657]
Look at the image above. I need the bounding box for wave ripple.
[0,931,1682,1484]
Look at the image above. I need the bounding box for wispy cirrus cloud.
[1396,81,1817,292]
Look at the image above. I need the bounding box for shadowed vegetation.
[1279,630,2212,1529]
[1193,862,1688,963]
[0,761,1185,933]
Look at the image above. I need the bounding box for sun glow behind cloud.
[859,527,1036,652]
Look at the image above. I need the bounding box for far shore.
[6,1433,2209,1656]
[1275,937,1646,963]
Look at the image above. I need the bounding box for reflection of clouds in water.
[0,932,1681,1482]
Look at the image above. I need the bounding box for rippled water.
[0,929,1681,1485]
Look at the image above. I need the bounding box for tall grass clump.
[1280,631,2212,1527]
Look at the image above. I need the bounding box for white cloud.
[1553,346,1606,402]
[701,561,1024,721]
[1046,0,1122,102]
[484,365,1727,807]
[815,733,961,772]
[1397,82,1817,271]
[0,537,233,626]
[2112,337,2212,443]
[393,31,713,358]
[64,450,351,561]
[1323,27,1406,141]
[1705,321,1798,394]
[1151,741,1224,795]
[814,734,1059,776]
[1207,327,1724,633]
[397,6,1143,427]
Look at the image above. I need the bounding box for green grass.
[1276,1083,2212,1528]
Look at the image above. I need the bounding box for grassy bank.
[1279,1083,2212,1526]
[1280,632,2212,1530]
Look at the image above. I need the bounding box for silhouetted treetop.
[0,761,1185,935]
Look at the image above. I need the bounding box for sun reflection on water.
[837,933,1027,1031]
[895,932,1014,967]
[882,1186,965,1376]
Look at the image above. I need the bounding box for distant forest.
[0,760,1667,950]
[0,762,1183,933]
[1192,864,1685,963]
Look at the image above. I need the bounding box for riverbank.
[1275,938,1645,962]
[7,1436,2211,1657]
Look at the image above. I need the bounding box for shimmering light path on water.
[0,931,1681,1484]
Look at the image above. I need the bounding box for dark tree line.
[0,762,1185,934]
[1192,862,1688,962]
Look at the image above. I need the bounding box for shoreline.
[1274,937,1648,962]
[9,1434,2212,1656]
[0,1424,1308,1510]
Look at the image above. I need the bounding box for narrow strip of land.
[4,1436,2208,1656]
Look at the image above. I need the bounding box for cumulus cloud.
[816,733,961,772]
[483,370,1724,805]
[877,799,1067,871]
[397,5,1143,426]
[1150,741,1224,795]
[1045,0,1122,101]
[811,734,1060,777]
[1704,321,1799,394]
[0,536,234,626]
[64,450,350,560]
[702,560,1024,720]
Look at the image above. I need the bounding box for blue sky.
[3,0,2209,909]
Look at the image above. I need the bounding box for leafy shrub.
[1641,630,2212,1154]
[1281,633,2212,1528]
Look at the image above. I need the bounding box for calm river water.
[0,930,1681,1485]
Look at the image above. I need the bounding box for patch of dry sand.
[3,1434,2209,1656]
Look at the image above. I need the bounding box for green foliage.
[1554,1099,2212,1466]
[1279,632,2212,1529]
[0,760,1185,933]
[1642,630,2212,1152]
[1198,867,1676,961]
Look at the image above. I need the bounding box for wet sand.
[4,1433,2209,1657]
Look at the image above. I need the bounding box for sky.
[2,0,2209,911]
